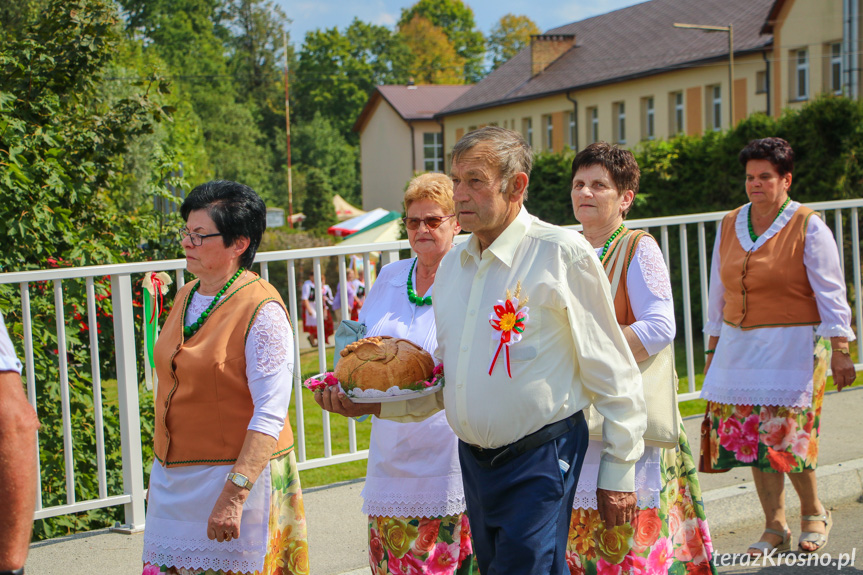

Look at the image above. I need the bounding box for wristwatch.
[226,472,254,490]
[0,567,24,575]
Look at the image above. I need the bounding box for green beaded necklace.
[748,197,791,242]
[183,268,245,337]
[406,258,432,306]
[599,224,626,261]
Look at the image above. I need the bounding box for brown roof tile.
[439,0,774,116]
[354,84,472,132]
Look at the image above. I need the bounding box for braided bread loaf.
[334,336,434,392]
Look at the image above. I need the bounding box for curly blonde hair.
[403,173,455,215]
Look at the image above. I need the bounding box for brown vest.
[719,205,820,330]
[153,273,295,468]
[602,229,649,324]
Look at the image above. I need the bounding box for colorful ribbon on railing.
[142,272,172,390]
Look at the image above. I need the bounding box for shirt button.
[469,310,476,316]
[461,345,468,352]
[458,384,464,389]
[164,400,169,407]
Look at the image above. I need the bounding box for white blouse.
[359,258,466,518]
[143,295,294,574]
[701,202,855,408]
[574,237,674,510]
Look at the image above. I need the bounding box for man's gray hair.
[451,126,533,197]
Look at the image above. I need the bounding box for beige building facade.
[436,0,863,169]
[354,85,470,212]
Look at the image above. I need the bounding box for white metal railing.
[1,199,861,528]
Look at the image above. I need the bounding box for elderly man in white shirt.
[322,126,646,574]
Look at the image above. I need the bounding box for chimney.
[530,34,576,77]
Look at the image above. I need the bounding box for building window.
[642,96,655,141]
[586,107,598,144]
[707,85,721,131]
[545,115,553,150]
[522,118,533,147]
[794,49,809,100]
[669,91,684,135]
[614,102,626,144]
[423,132,443,172]
[568,111,576,149]
[755,71,768,94]
[830,42,843,94]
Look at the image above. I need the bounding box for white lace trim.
[363,494,466,518]
[249,302,290,375]
[185,292,217,326]
[816,323,857,339]
[143,530,267,552]
[637,238,672,300]
[142,548,262,574]
[361,479,466,518]
[572,491,661,511]
[701,388,811,409]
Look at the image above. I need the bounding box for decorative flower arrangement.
[303,363,445,395]
[488,281,529,378]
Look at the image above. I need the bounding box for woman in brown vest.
[700,138,856,556]
[568,142,716,574]
[142,181,308,574]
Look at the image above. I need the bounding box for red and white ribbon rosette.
[488,283,529,378]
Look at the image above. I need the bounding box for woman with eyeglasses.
[315,173,476,575]
[142,180,308,575]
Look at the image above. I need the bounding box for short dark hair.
[180,180,266,268]
[571,142,640,216]
[738,137,794,176]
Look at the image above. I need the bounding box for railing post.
[109,273,146,533]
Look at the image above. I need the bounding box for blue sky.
[276,0,646,46]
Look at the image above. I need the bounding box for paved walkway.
[25,387,863,575]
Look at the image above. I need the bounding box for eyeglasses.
[402,215,456,231]
[179,228,222,246]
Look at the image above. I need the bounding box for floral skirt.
[706,337,828,474]
[369,513,475,575]
[566,425,716,575]
[143,451,309,575]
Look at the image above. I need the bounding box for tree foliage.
[294,19,414,141]
[398,0,485,82]
[487,13,540,70]
[292,112,360,204]
[399,15,466,84]
[0,0,180,537]
[302,167,337,232]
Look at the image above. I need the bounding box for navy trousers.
[458,412,589,575]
